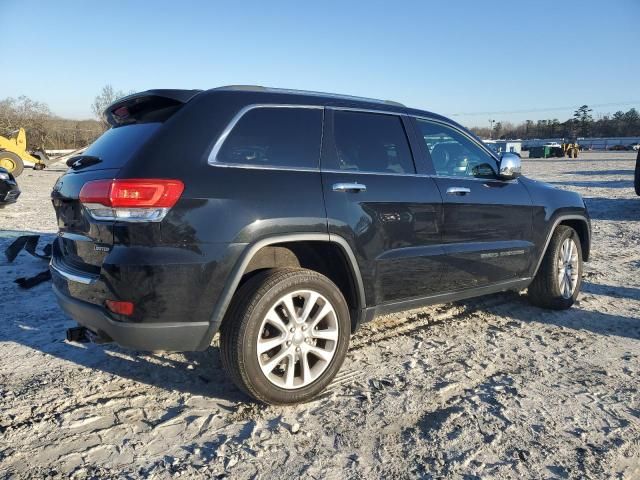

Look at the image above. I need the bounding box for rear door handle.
[333,182,367,193]
[446,186,471,195]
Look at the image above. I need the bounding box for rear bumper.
[52,283,211,351]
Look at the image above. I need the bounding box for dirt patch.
[1,153,639,478]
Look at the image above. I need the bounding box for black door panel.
[323,173,444,304]
[411,117,535,291]
[321,109,445,306]
[434,177,533,290]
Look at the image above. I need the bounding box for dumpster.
[529,146,564,158]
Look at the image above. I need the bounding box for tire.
[31,150,48,170]
[220,268,351,405]
[0,151,24,177]
[527,225,582,310]
[634,151,640,196]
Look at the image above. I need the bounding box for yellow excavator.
[0,128,49,177]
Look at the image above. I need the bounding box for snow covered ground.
[1,153,639,479]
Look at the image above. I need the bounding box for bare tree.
[91,85,130,128]
[0,96,52,148]
[0,96,103,149]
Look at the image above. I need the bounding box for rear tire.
[220,268,351,405]
[0,151,24,177]
[527,225,582,310]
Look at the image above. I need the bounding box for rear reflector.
[105,300,135,316]
[105,300,133,316]
[79,179,184,222]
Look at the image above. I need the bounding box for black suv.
[51,86,591,404]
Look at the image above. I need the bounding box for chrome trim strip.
[50,260,98,285]
[435,174,518,183]
[208,161,517,182]
[321,168,428,177]
[207,104,323,166]
[208,163,318,173]
[327,106,406,117]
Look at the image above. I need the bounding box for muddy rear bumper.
[52,283,211,351]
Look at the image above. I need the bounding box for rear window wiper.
[66,155,102,170]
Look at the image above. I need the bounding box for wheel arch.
[559,218,590,262]
[532,215,591,278]
[197,233,366,349]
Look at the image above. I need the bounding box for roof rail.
[213,85,405,107]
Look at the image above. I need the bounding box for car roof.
[201,85,457,125]
[115,85,465,131]
[209,85,406,108]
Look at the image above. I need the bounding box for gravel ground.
[1,152,639,479]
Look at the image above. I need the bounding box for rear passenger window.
[214,107,322,169]
[329,111,415,174]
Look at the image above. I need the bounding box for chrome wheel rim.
[257,290,339,389]
[557,238,579,299]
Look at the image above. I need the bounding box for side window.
[414,119,498,178]
[214,107,322,169]
[329,111,416,174]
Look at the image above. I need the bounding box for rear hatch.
[51,90,200,276]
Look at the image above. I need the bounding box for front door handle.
[446,186,471,195]
[333,182,367,193]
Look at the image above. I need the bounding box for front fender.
[519,177,591,277]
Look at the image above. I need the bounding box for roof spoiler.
[104,89,202,126]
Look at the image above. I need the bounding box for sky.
[2,0,639,128]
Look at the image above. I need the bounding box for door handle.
[446,186,471,195]
[333,182,367,193]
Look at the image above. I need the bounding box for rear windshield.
[80,123,161,170]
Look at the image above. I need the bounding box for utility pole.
[489,119,495,139]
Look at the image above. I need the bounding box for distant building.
[483,140,522,155]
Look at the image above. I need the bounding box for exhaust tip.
[66,326,90,343]
[66,326,112,344]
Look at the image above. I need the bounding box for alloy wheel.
[557,238,579,299]
[256,290,339,389]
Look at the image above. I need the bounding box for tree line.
[0,85,129,150]
[470,105,640,140]
[0,96,103,150]
[3,93,640,150]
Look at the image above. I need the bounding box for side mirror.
[499,153,521,179]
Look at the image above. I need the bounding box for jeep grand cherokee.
[51,86,591,404]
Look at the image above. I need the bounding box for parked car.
[0,167,20,207]
[50,86,591,404]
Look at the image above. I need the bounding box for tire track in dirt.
[350,293,516,351]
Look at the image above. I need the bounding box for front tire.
[527,225,582,309]
[220,268,351,405]
[0,151,24,177]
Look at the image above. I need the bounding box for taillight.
[79,179,184,222]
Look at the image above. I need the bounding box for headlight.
[0,173,10,181]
